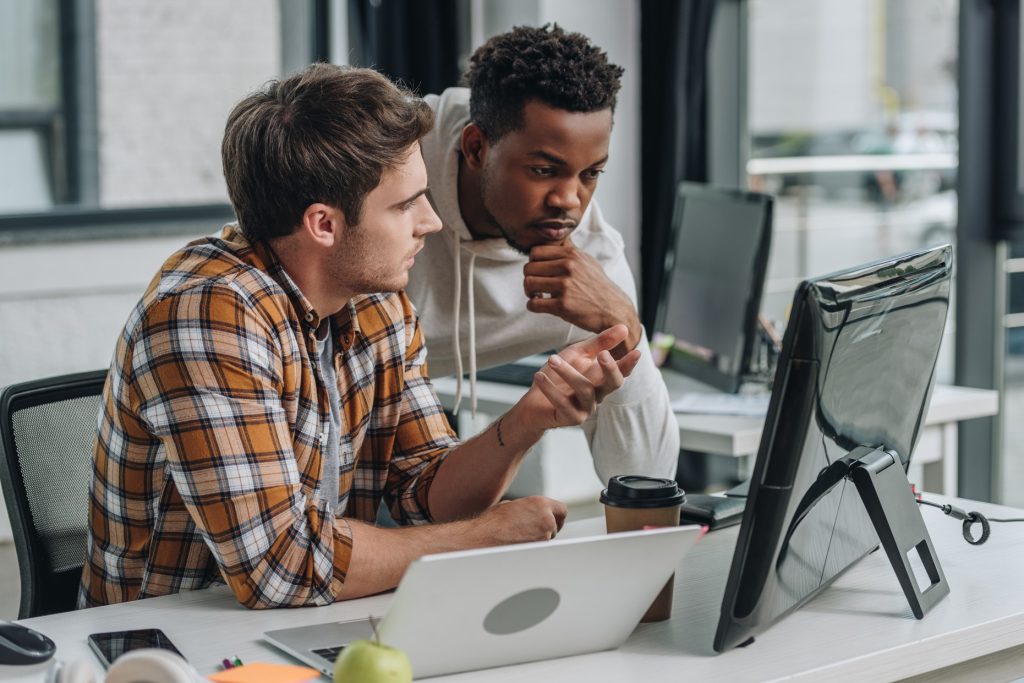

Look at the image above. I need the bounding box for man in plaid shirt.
[79,64,641,609]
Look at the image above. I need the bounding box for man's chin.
[505,230,571,255]
[363,273,409,295]
[503,236,532,256]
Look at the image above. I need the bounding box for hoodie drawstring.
[450,232,478,415]
[466,252,478,415]
[451,231,463,414]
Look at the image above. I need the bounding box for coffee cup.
[600,475,685,622]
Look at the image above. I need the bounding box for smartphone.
[86,628,184,668]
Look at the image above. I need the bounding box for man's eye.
[401,198,418,211]
[583,169,605,181]
[530,167,556,177]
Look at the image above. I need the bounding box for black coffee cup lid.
[600,475,685,508]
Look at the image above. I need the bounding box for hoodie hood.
[422,89,476,244]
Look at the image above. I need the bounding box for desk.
[7,495,1024,682]
[432,373,999,498]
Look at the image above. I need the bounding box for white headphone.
[50,649,200,683]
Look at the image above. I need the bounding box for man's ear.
[460,123,489,171]
[299,203,345,248]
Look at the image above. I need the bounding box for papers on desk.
[672,392,770,417]
[208,663,320,683]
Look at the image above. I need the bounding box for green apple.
[333,638,413,683]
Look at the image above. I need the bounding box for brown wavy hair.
[222,64,434,241]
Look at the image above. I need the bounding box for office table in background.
[5,495,1024,682]
[431,370,999,500]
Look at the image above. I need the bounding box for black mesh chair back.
[0,370,107,618]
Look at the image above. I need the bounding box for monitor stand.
[847,446,949,619]
[779,445,949,619]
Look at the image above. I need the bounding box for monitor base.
[849,446,950,619]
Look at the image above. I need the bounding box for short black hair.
[464,24,624,141]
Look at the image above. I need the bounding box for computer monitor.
[714,244,953,652]
[655,183,774,393]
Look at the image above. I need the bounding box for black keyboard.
[311,645,345,661]
[475,363,542,387]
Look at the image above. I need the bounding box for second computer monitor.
[656,183,774,393]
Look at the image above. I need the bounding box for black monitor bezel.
[655,182,774,393]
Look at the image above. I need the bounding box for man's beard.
[493,219,531,255]
[329,235,405,294]
[480,173,531,255]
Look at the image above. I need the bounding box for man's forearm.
[338,494,567,600]
[427,401,545,522]
[337,518,484,599]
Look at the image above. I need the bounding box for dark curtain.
[348,0,462,96]
[639,0,717,332]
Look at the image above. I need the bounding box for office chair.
[0,370,107,618]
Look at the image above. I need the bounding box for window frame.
[0,0,328,242]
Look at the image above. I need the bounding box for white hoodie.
[406,88,679,482]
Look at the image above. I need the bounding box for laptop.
[264,525,702,678]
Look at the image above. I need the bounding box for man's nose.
[546,179,582,212]
[418,202,443,236]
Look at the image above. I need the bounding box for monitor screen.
[656,183,773,393]
[714,244,952,652]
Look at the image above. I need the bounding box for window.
[0,0,62,212]
[1003,244,1024,505]
[746,0,959,382]
[0,0,287,230]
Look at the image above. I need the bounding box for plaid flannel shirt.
[79,226,457,609]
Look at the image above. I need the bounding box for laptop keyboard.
[311,645,345,662]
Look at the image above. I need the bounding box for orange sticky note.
[207,662,320,683]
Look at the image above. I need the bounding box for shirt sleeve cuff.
[332,516,355,589]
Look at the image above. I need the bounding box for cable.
[916,497,1024,545]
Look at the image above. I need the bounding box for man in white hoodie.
[407,25,679,483]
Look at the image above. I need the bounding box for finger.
[615,348,642,378]
[523,275,565,298]
[592,350,625,401]
[534,361,574,391]
[526,296,565,316]
[523,259,569,277]
[533,371,582,422]
[572,324,629,357]
[528,244,574,262]
[546,355,595,405]
[551,499,568,530]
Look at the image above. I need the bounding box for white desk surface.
[7,495,1024,683]
[431,374,1000,458]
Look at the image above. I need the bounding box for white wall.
[95,0,279,207]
